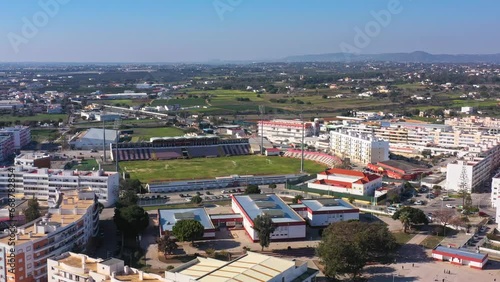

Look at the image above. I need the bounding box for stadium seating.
[283,149,340,167]
[187,146,221,157]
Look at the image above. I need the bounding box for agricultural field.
[129,127,185,142]
[99,99,150,107]
[151,98,206,107]
[0,114,68,123]
[121,155,326,183]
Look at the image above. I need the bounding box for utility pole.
[113,118,121,173]
[300,114,305,173]
[259,105,265,155]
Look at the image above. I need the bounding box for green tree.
[113,205,149,253]
[252,214,276,251]
[156,232,178,258]
[120,178,143,193]
[268,183,277,192]
[392,207,429,233]
[292,195,304,204]
[172,219,204,245]
[456,188,469,208]
[245,184,261,194]
[348,196,355,204]
[23,197,41,222]
[317,221,396,280]
[190,195,203,204]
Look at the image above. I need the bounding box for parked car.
[415,200,424,205]
[179,193,185,198]
[445,204,454,208]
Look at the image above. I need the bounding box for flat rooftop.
[433,246,487,262]
[174,252,298,282]
[232,194,304,224]
[300,198,357,212]
[158,208,215,233]
[377,160,430,173]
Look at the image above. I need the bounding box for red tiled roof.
[314,179,352,188]
[319,168,381,184]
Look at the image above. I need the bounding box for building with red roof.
[308,168,382,196]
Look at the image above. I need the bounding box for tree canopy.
[157,232,178,258]
[252,214,276,251]
[392,207,429,233]
[190,195,203,204]
[317,221,397,280]
[245,184,261,194]
[172,219,204,244]
[113,205,149,238]
[292,195,304,204]
[23,197,41,223]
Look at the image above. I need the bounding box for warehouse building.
[231,194,306,242]
[69,128,118,150]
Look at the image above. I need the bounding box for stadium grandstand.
[110,135,251,161]
[283,149,341,168]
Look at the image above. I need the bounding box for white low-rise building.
[69,128,118,150]
[291,198,359,227]
[48,252,166,282]
[258,119,319,143]
[231,194,306,242]
[308,168,382,196]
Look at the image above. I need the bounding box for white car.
[446,204,454,208]
[415,200,423,205]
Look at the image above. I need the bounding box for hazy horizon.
[1,0,499,63]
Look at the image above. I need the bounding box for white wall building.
[69,128,118,150]
[166,251,317,282]
[330,130,389,165]
[0,126,31,150]
[0,190,99,282]
[231,194,306,242]
[258,119,318,143]
[0,166,119,207]
[48,252,166,282]
[308,168,382,196]
[291,198,359,227]
[446,145,500,192]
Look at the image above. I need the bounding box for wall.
[308,183,363,196]
[308,211,359,227]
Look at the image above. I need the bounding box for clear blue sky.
[0,0,498,62]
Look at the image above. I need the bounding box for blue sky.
[0,0,499,62]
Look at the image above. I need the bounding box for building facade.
[0,126,31,150]
[231,194,306,242]
[0,135,14,163]
[446,145,500,192]
[48,252,166,282]
[0,190,99,282]
[308,168,382,196]
[291,198,359,227]
[257,119,318,143]
[0,166,119,207]
[330,130,389,165]
[14,154,51,168]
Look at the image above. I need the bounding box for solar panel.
[255,201,277,209]
[318,199,340,206]
[174,212,195,220]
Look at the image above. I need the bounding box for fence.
[286,183,386,205]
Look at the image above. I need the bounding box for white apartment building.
[0,166,119,207]
[0,126,31,150]
[0,135,14,162]
[48,253,166,282]
[340,122,500,150]
[491,172,500,208]
[257,119,318,143]
[330,130,389,165]
[446,145,500,192]
[0,190,99,282]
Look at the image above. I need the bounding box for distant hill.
[282,51,500,63]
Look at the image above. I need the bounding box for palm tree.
[399,211,411,233]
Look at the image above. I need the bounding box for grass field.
[130,127,185,141]
[31,129,60,143]
[0,114,67,122]
[69,158,99,171]
[151,98,206,107]
[122,155,327,182]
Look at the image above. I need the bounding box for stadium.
[110,135,251,161]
